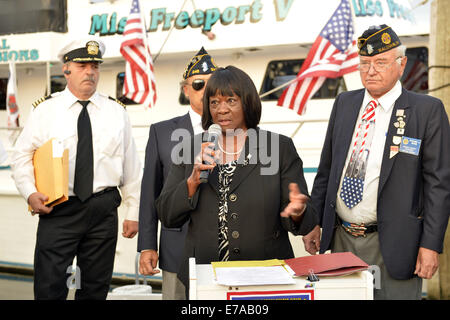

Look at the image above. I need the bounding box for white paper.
[215,266,295,286]
[52,139,64,158]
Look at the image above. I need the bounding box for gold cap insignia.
[86,41,99,55]
[381,32,391,45]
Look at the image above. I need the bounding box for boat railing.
[0,115,329,168]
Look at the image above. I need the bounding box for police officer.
[11,38,142,300]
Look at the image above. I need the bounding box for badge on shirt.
[399,136,421,156]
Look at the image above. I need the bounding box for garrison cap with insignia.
[357,24,401,56]
[183,47,218,79]
[57,38,106,63]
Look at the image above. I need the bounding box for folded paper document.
[211,259,285,269]
[214,266,295,286]
[284,252,369,277]
[31,138,69,209]
[211,259,285,278]
[211,259,294,286]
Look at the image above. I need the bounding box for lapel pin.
[390,145,399,159]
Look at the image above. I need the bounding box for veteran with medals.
[11,38,142,300]
[303,25,450,299]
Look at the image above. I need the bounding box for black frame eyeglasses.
[186,79,206,91]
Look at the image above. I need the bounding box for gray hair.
[396,45,407,64]
[397,45,407,56]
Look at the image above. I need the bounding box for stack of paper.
[212,260,294,286]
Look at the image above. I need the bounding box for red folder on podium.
[284,252,369,277]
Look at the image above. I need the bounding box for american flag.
[120,0,157,108]
[277,0,358,115]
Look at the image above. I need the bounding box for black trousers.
[33,188,121,300]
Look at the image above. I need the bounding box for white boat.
[0,0,430,286]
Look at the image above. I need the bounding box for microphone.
[64,70,71,75]
[199,124,221,183]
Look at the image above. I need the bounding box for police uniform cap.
[57,38,106,63]
[357,24,401,56]
[183,47,218,79]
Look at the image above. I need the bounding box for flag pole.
[153,0,189,63]
[259,77,299,98]
[138,0,153,99]
[348,0,358,42]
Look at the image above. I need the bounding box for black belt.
[71,187,117,200]
[341,220,378,237]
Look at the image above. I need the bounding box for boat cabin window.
[401,47,428,94]
[116,72,138,105]
[260,59,347,101]
[50,75,66,94]
[0,0,67,35]
[0,79,7,110]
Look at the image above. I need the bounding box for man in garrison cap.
[11,38,142,300]
[138,47,218,299]
[304,25,450,299]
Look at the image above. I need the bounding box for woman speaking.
[156,66,318,298]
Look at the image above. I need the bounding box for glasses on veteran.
[358,56,403,73]
[186,79,206,91]
[209,96,240,110]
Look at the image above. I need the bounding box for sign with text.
[227,289,315,300]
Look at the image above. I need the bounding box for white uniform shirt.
[336,81,402,224]
[188,106,203,135]
[11,87,142,221]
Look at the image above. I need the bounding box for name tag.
[399,136,421,156]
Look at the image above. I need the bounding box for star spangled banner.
[277,0,359,115]
[120,0,157,108]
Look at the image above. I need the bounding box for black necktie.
[74,100,93,202]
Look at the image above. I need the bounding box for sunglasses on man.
[186,79,206,91]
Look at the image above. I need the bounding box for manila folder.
[32,138,69,209]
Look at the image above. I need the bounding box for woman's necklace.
[217,141,243,155]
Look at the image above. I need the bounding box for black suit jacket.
[156,129,318,290]
[311,88,450,280]
[138,113,193,273]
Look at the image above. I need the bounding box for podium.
[189,258,373,300]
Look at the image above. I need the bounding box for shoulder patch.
[109,96,127,109]
[32,95,52,108]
